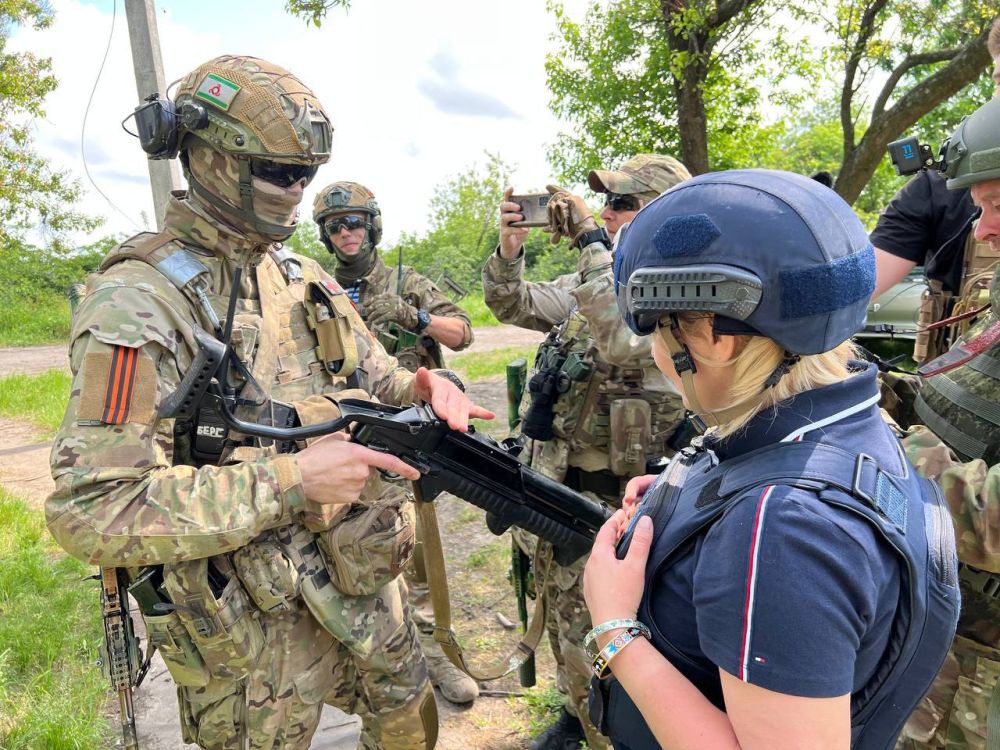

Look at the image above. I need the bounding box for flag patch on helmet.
[195,73,241,111]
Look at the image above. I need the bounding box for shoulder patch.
[78,345,157,425]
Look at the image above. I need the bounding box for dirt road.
[0,332,556,749]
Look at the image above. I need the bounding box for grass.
[0,293,72,347]
[450,345,537,383]
[0,488,111,749]
[0,370,72,436]
[458,294,500,329]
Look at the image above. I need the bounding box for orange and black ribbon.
[102,346,139,424]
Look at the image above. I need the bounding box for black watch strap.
[414,309,431,333]
[575,226,610,250]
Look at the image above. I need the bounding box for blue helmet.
[613,169,875,355]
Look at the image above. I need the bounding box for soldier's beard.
[185,141,301,243]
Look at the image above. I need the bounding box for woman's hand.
[584,510,654,625]
[622,473,657,525]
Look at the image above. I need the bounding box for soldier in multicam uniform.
[312,182,473,372]
[45,55,492,750]
[890,95,1000,750]
[482,155,690,750]
[312,181,480,706]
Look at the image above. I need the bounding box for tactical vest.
[592,440,959,750]
[521,308,682,479]
[915,269,999,466]
[97,231,409,672]
[914,226,998,364]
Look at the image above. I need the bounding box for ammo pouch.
[316,496,415,596]
[231,536,301,614]
[160,558,265,682]
[143,609,211,688]
[914,280,952,365]
[307,280,358,377]
[608,398,651,477]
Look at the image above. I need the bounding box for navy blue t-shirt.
[649,363,905,699]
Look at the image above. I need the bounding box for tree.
[0,1,99,246]
[801,0,997,202]
[284,0,351,26]
[383,153,576,292]
[545,0,804,181]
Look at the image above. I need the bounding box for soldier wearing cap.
[45,54,492,750]
[482,154,690,750]
[312,181,479,706]
[892,95,1000,750]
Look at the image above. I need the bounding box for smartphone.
[509,193,551,228]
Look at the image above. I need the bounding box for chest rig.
[594,439,959,750]
[100,235,360,467]
[520,308,678,477]
[915,225,998,364]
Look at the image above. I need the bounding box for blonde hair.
[675,313,856,439]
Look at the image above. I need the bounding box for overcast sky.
[11,0,592,246]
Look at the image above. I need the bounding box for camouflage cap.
[174,55,332,165]
[588,154,691,201]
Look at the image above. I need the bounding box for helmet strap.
[657,319,766,432]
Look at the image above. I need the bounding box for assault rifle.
[162,327,611,564]
[97,567,142,750]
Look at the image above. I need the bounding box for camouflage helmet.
[312,181,383,253]
[588,154,691,201]
[169,55,332,240]
[942,95,1000,190]
[174,54,332,166]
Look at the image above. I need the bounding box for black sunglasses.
[324,215,368,235]
[604,193,640,212]
[249,158,319,188]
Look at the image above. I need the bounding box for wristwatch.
[575,226,611,250]
[414,309,431,333]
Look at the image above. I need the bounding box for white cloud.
[10,0,595,247]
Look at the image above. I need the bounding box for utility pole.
[124,0,181,230]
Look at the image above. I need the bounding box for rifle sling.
[416,493,551,682]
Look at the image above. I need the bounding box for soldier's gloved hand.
[366,292,419,330]
[544,184,598,247]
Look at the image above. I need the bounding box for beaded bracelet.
[591,626,646,680]
[584,618,651,658]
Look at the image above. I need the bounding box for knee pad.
[372,682,438,750]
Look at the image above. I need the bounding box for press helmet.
[164,55,332,239]
[614,169,875,355]
[312,181,383,256]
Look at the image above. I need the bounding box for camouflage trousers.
[889,414,1000,750]
[513,524,611,750]
[174,579,435,750]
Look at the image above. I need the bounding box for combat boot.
[530,707,586,750]
[421,638,480,705]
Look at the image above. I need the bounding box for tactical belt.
[565,465,622,501]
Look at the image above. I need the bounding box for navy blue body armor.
[590,440,960,750]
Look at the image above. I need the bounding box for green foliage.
[284,0,351,26]
[284,219,332,270]
[0,234,115,345]
[0,489,110,749]
[458,291,500,328]
[383,153,510,292]
[518,683,567,735]
[449,346,538,383]
[0,1,100,242]
[545,0,804,182]
[0,369,72,435]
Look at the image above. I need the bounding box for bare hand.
[412,367,496,431]
[622,474,657,518]
[297,432,420,505]
[499,186,530,260]
[584,510,653,625]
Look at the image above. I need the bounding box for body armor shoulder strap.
[100,232,212,292]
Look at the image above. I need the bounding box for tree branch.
[841,0,889,154]
[713,0,759,29]
[871,48,962,119]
